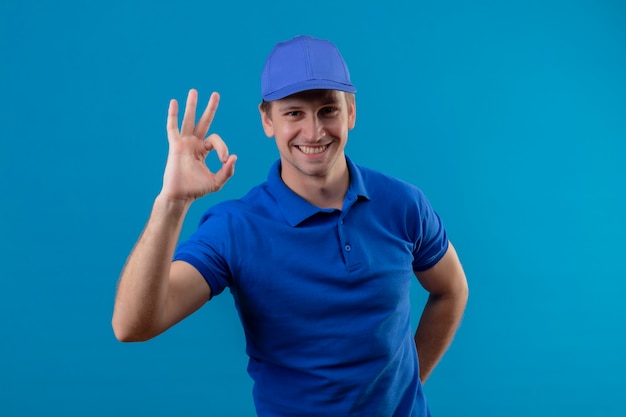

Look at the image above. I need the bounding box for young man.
[112,35,468,416]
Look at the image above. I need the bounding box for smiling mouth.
[297,145,329,155]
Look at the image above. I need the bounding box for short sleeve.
[173,211,233,297]
[411,190,449,272]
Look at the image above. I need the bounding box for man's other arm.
[414,242,469,383]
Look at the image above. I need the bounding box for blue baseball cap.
[261,35,357,101]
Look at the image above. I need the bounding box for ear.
[259,103,275,138]
[347,96,356,130]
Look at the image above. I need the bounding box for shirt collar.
[267,156,371,227]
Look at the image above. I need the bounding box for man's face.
[259,89,356,185]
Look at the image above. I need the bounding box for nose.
[300,115,325,142]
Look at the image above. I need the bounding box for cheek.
[276,124,299,141]
[328,120,348,136]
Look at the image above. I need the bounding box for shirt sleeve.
[173,210,233,297]
[411,189,449,272]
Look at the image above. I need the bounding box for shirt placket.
[338,192,360,270]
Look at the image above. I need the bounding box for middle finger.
[195,92,220,139]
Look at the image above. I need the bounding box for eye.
[285,111,302,117]
[320,106,338,116]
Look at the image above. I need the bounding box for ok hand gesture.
[160,89,237,202]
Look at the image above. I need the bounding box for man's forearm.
[112,195,191,341]
[414,288,468,383]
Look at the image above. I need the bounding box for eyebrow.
[277,104,304,112]
[277,96,341,113]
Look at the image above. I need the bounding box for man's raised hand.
[160,89,237,202]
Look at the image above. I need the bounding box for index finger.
[205,133,230,163]
[194,92,220,139]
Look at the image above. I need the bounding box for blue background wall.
[1,0,624,415]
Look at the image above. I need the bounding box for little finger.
[166,99,179,138]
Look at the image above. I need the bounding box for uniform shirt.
[174,156,448,416]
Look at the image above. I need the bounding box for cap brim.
[263,80,357,101]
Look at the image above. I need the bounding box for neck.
[281,158,350,210]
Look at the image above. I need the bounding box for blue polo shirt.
[174,156,448,416]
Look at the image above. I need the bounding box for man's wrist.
[153,193,193,218]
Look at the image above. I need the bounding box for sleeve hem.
[413,239,450,272]
[173,252,225,296]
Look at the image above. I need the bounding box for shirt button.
[344,244,352,252]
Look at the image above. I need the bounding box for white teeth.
[298,145,328,155]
